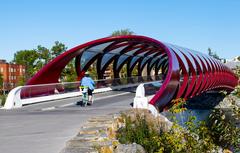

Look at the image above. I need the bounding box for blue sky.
[0,0,239,61]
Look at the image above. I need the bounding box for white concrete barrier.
[133,83,159,116]
[4,86,23,109]
[3,86,112,109]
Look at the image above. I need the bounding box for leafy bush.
[117,103,218,153]
[232,85,240,98]
[0,94,7,106]
[208,109,240,152]
[117,113,165,152]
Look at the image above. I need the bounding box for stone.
[114,143,146,153]
[60,147,97,153]
[99,145,114,153]
[78,126,108,135]
[66,139,93,148]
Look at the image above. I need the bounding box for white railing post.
[133,83,160,117]
[4,86,22,109]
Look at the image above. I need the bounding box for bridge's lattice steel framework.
[26,35,238,111]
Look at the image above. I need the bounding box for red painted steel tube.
[23,35,238,111]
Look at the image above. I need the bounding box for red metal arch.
[25,35,238,111]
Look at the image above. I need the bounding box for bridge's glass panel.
[138,51,149,57]
[125,48,141,56]
[109,45,129,54]
[80,51,99,68]
[167,44,188,70]
[101,53,115,69]
[150,57,159,68]
[117,54,129,69]
[148,52,158,57]
[157,56,167,68]
[140,57,151,68]
[86,42,114,53]
[130,56,140,68]
[178,47,197,71]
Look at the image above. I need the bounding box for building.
[225,56,240,70]
[0,59,26,92]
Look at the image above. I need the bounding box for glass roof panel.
[140,57,150,68]
[157,55,167,68]
[138,51,149,57]
[101,53,115,69]
[130,56,140,68]
[85,42,114,53]
[80,51,99,68]
[117,54,129,69]
[149,57,159,68]
[148,52,158,57]
[124,48,141,56]
[109,45,129,54]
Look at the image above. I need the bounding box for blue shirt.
[80,77,95,90]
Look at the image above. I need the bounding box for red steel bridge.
[24,35,238,111]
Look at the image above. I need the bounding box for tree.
[17,76,26,86]
[36,45,51,64]
[111,29,134,36]
[208,48,213,57]
[34,45,51,71]
[237,56,240,61]
[51,41,67,58]
[208,48,221,60]
[13,50,39,80]
[12,41,73,84]
[60,59,77,82]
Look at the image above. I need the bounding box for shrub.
[0,94,7,106]
[117,105,218,153]
[232,85,240,98]
[117,112,164,152]
[208,109,240,152]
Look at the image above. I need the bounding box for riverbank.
[60,91,240,153]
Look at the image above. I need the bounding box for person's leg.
[88,89,93,105]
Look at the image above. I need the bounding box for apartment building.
[0,59,26,91]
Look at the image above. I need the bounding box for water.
[161,109,212,126]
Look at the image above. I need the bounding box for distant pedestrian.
[80,71,95,105]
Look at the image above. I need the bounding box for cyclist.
[80,71,95,105]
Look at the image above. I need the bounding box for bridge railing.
[3,75,164,109]
[20,75,163,99]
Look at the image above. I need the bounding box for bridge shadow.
[185,92,225,110]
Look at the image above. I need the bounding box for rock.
[60,147,97,153]
[114,143,146,153]
[99,145,114,153]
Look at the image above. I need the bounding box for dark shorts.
[87,89,94,96]
[81,87,94,96]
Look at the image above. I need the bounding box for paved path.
[0,91,135,153]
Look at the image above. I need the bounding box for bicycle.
[80,86,88,107]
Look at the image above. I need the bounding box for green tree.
[111,29,134,36]
[237,56,240,61]
[208,48,221,60]
[13,50,39,80]
[37,45,51,63]
[17,76,26,86]
[12,41,72,83]
[34,45,51,71]
[61,59,77,82]
[51,41,67,58]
